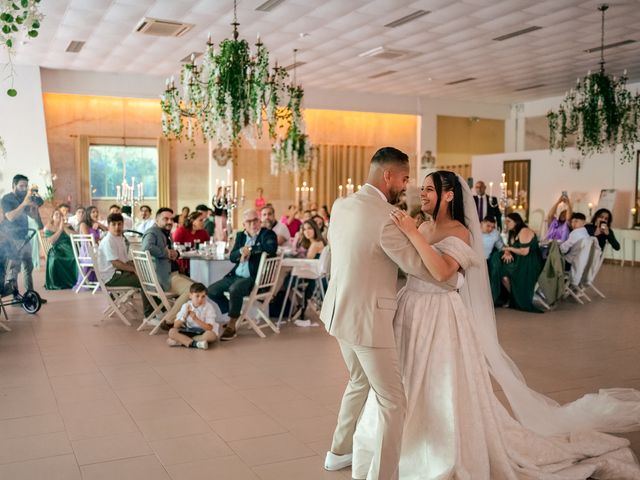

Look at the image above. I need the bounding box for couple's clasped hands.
[390,209,418,237]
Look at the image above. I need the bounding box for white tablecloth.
[189,257,234,285]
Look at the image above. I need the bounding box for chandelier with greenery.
[547,4,640,163]
[160,0,312,173]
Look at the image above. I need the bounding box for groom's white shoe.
[324,451,352,471]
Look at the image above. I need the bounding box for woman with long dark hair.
[489,211,543,312]
[173,210,210,275]
[586,208,620,251]
[351,170,640,479]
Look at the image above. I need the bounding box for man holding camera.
[1,174,44,298]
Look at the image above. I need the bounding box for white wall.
[472,147,638,230]
[0,65,51,198]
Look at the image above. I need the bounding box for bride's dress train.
[352,237,640,480]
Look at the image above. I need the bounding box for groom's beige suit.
[321,184,431,480]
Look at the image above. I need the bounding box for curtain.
[157,137,171,208]
[306,144,374,210]
[74,135,90,206]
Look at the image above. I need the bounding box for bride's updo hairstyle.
[426,170,466,226]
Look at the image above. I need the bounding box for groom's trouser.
[331,339,406,480]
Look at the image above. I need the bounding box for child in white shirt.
[167,282,219,350]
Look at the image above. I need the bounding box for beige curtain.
[306,144,374,210]
[75,135,90,206]
[157,137,171,208]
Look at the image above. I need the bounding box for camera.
[29,188,44,207]
[561,190,568,198]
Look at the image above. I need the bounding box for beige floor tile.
[136,412,212,441]
[0,413,65,440]
[188,395,260,421]
[115,382,180,405]
[86,344,146,366]
[209,414,287,442]
[71,431,152,465]
[281,414,337,444]
[125,397,195,421]
[64,412,139,441]
[100,363,167,389]
[42,353,100,377]
[165,455,259,480]
[0,431,73,464]
[53,383,120,404]
[222,372,285,390]
[58,396,128,422]
[228,432,316,467]
[150,432,233,466]
[0,454,80,480]
[80,454,171,480]
[252,455,346,480]
[49,371,108,390]
[238,384,308,404]
[259,398,334,424]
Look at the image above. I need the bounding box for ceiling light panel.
[256,0,286,12]
[384,10,430,28]
[492,26,543,41]
[584,39,636,53]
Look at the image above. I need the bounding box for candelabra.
[116,177,144,206]
[337,178,359,198]
[295,181,315,210]
[499,173,508,235]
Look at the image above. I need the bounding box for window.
[89,145,158,199]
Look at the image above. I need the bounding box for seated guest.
[178,206,190,227]
[560,213,589,268]
[260,205,290,246]
[166,282,219,350]
[545,194,572,242]
[120,205,134,230]
[172,210,210,274]
[97,213,153,318]
[75,205,106,288]
[489,212,543,313]
[194,204,214,237]
[43,210,78,290]
[281,205,302,238]
[586,208,620,252]
[134,205,154,233]
[481,215,504,260]
[142,207,193,326]
[57,203,71,221]
[301,209,312,222]
[207,209,277,341]
[296,220,326,259]
[68,206,85,231]
[319,205,330,226]
[311,214,328,242]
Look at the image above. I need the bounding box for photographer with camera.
[586,208,620,252]
[1,174,45,299]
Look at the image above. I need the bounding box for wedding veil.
[455,174,640,436]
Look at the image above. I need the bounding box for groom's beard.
[388,188,404,204]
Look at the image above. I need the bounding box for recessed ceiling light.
[445,77,476,86]
[492,26,542,41]
[299,33,310,39]
[584,39,635,53]
[384,10,430,28]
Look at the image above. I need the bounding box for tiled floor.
[0,264,639,479]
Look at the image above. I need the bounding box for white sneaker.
[148,316,161,326]
[166,338,180,347]
[324,451,352,471]
[195,341,209,350]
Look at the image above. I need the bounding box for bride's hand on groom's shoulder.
[390,209,417,237]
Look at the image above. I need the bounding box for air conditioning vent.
[359,47,409,60]
[181,52,203,63]
[445,77,476,86]
[135,18,193,37]
[65,40,85,53]
[584,39,635,53]
[256,0,286,12]
[514,83,546,92]
[493,26,542,41]
[384,10,430,28]
[369,70,397,79]
[284,61,306,71]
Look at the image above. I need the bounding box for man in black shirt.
[1,174,44,295]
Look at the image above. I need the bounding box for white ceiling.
[9,0,640,103]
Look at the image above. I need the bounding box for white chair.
[581,236,606,299]
[70,234,99,293]
[236,252,284,338]
[528,209,546,238]
[38,230,53,260]
[563,237,593,304]
[131,249,178,335]
[88,246,138,326]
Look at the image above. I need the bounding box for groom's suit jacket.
[320,184,432,348]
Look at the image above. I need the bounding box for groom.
[321,147,431,480]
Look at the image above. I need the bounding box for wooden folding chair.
[70,234,99,293]
[131,249,178,335]
[38,230,53,260]
[88,246,138,326]
[581,237,606,299]
[236,252,284,338]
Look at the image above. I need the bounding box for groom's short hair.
[370,147,409,167]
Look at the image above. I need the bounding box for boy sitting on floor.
[167,282,219,350]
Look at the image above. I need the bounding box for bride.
[351,170,640,479]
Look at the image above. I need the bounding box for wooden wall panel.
[437,115,505,167]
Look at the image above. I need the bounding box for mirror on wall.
[503,159,531,221]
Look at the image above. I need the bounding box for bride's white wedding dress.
[352,236,640,480]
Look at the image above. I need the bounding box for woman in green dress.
[44,210,78,290]
[489,212,543,312]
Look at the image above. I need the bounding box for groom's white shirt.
[320,184,432,348]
